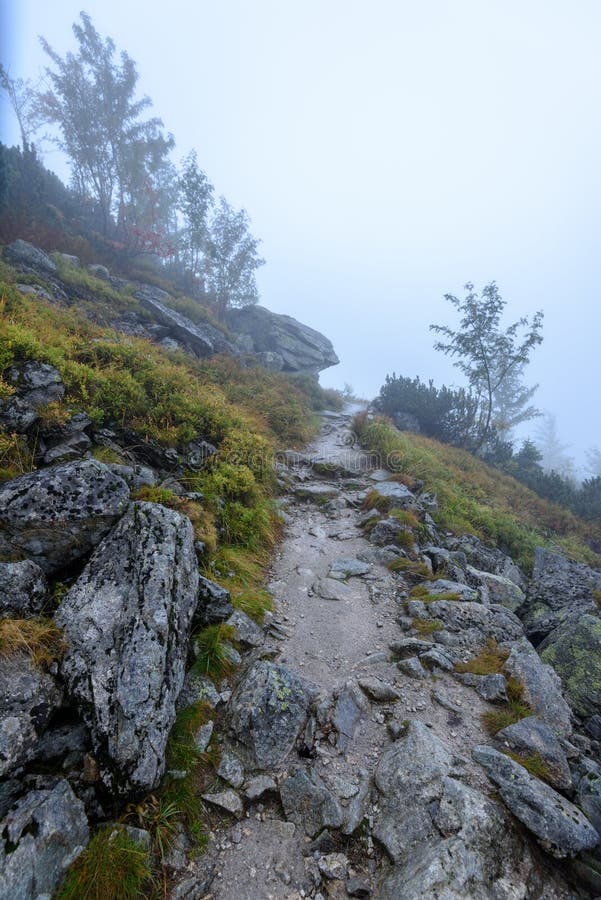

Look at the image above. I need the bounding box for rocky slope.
[1,240,601,898]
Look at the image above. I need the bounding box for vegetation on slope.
[354,414,601,571]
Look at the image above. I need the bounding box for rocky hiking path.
[188,409,598,900]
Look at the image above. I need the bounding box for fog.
[1,0,600,467]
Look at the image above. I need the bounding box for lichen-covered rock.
[55,501,199,795]
[0,460,130,575]
[0,656,63,777]
[228,661,318,769]
[519,547,601,642]
[473,745,599,858]
[279,768,343,835]
[0,779,89,900]
[425,579,479,602]
[0,361,65,434]
[495,716,572,791]
[226,305,339,374]
[539,615,601,719]
[0,560,48,617]
[505,639,573,736]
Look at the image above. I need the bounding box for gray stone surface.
[0,779,89,900]
[279,768,344,835]
[0,655,63,777]
[328,558,371,579]
[228,661,317,769]
[56,501,199,795]
[397,656,427,678]
[358,677,401,702]
[390,637,432,658]
[201,789,243,818]
[226,609,264,648]
[2,239,57,273]
[465,565,525,611]
[0,560,48,617]
[367,480,417,508]
[0,459,130,574]
[505,638,572,736]
[446,534,527,589]
[415,600,524,650]
[217,749,245,789]
[425,579,480,601]
[196,575,234,626]
[135,284,234,357]
[332,681,368,750]
[456,672,508,703]
[227,305,339,374]
[519,547,601,641]
[473,744,599,858]
[495,716,572,790]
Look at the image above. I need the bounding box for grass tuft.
[192,623,237,681]
[506,751,551,782]
[57,826,151,900]
[0,618,65,667]
[454,638,509,676]
[411,616,443,636]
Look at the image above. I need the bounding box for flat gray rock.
[0,459,130,574]
[495,716,572,791]
[358,677,401,702]
[279,768,343,835]
[56,501,199,795]
[201,789,243,818]
[328,558,371,580]
[473,744,599,858]
[226,609,264,647]
[228,661,317,769]
[415,600,524,650]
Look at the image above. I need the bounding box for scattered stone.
[56,502,199,795]
[495,716,572,791]
[473,744,599,857]
[0,459,130,574]
[332,681,368,751]
[294,483,340,503]
[425,579,479,602]
[217,750,245,789]
[328,558,371,580]
[318,852,349,880]
[0,779,88,900]
[313,576,355,602]
[416,600,524,650]
[397,657,426,679]
[228,661,318,769]
[226,609,264,647]
[342,769,371,836]
[455,672,508,703]
[390,638,432,659]
[0,560,48,617]
[244,775,277,800]
[358,677,401,702]
[177,672,221,710]
[279,769,343,836]
[446,534,527,589]
[196,575,234,626]
[419,648,455,672]
[201,789,243,819]
[194,721,214,753]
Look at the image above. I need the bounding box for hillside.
[2,241,601,898]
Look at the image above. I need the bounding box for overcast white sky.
[1,1,600,466]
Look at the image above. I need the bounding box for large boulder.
[226,305,339,374]
[228,661,318,769]
[55,502,199,795]
[279,768,344,836]
[494,716,572,791]
[0,779,88,900]
[0,459,130,575]
[0,655,63,777]
[518,547,601,643]
[2,239,57,274]
[410,599,524,650]
[446,534,527,589]
[473,745,599,858]
[375,721,552,898]
[0,560,48,617]
[135,285,235,357]
[539,615,601,719]
[504,639,572,736]
[465,565,525,611]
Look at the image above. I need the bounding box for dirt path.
[189,409,568,900]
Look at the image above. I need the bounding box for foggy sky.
[1,0,600,468]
